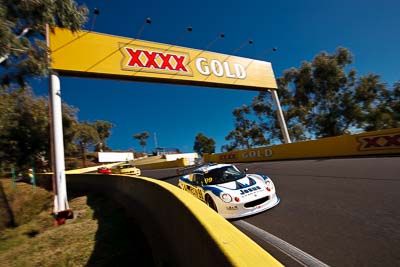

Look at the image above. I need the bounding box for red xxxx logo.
[120,44,192,75]
[358,133,400,151]
[125,48,187,71]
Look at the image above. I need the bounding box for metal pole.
[49,74,69,212]
[270,89,291,143]
[154,132,158,149]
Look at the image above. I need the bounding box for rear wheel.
[206,195,218,212]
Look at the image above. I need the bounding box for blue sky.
[32,0,400,153]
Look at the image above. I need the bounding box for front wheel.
[206,195,218,212]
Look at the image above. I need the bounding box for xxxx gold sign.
[49,27,278,90]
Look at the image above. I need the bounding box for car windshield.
[204,165,246,185]
[121,165,132,168]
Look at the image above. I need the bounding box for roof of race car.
[192,163,233,174]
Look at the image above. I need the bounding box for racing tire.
[206,195,218,212]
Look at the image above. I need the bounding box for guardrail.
[36,173,283,267]
[204,128,400,163]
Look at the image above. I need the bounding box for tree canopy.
[92,120,114,151]
[193,133,215,156]
[224,47,400,151]
[0,87,102,169]
[0,1,118,170]
[133,131,150,152]
[0,0,88,87]
[222,105,269,152]
[0,87,49,167]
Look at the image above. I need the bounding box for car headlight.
[265,180,274,192]
[220,193,233,203]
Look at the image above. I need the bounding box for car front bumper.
[219,194,280,219]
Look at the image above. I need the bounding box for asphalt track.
[142,156,400,267]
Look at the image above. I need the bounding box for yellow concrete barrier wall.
[35,174,282,267]
[65,162,122,174]
[138,158,189,170]
[204,128,400,163]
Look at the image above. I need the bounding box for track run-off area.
[142,156,400,267]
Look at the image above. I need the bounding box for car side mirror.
[244,168,249,173]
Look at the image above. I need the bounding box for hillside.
[0,178,155,266]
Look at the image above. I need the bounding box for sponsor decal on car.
[239,186,262,195]
[183,184,205,201]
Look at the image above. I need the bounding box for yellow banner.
[49,27,277,90]
[203,128,400,163]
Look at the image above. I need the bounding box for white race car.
[178,163,280,219]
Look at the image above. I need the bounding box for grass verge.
[0,178,155,266]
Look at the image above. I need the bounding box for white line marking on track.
[233,220,330,267]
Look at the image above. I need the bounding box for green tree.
[133,131,150,152]
[74,122,100,167]
[223,105,269,151]
[0,87,79,169]
[354,76,400,131]
[193,133,215,156]
[0,1,91,170]
[92,120,114,151]
[0,87,49,167]
[273,47,359,139]
[0,0,88,87]
[0,86,113,169]
[231,47,400,145]
[390,82,400,125]
[61,102,80,157]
